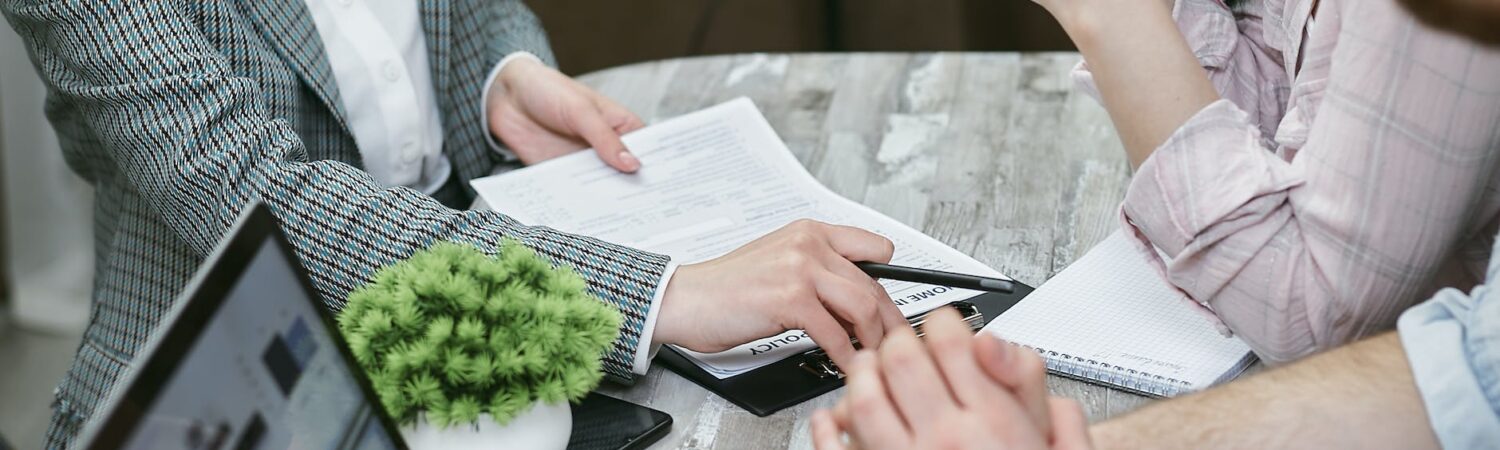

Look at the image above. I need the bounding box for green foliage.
[337,240,621,428]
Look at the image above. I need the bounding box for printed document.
[471,97,1009,378]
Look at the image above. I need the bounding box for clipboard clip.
[798,302,986,379]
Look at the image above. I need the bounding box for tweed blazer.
[1,1,671,447]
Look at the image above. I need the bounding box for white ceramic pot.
[401,401,571,450]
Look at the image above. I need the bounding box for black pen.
[856,262,1015,293]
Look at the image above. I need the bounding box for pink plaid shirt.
[1076,0,1500,364]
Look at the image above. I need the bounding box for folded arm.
[1053,0,1500,362]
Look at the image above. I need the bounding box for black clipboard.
[658,283,1035,416]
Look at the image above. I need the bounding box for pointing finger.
[814,270,888,350]
[823,255,908,347]
[798,305,857,369]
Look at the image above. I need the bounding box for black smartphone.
[567,393,673,450]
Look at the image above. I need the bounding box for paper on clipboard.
[471,98,1009,378]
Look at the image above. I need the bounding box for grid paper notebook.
[983,231,1257,397]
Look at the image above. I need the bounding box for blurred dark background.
[524,0,1075,75]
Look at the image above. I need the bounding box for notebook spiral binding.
[1024,345,1191,398]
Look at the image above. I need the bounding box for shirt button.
[382,61,402,82]
[402,141,420,162]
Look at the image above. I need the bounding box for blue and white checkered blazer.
[1,1,671,447]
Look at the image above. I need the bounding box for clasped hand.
[812,308,1094,450]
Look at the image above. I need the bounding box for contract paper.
[471,97,1009,379]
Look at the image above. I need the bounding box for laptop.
[76,203,407,449]
[77,203,673,450]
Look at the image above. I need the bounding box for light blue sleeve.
[1397,247,1500,448]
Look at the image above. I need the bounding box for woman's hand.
[652,220,909,368]
[486,57,645,172]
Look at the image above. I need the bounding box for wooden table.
[550,52,1146,449]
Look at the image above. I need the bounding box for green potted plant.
[336,240,621,449]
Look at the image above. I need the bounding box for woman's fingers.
[817,223,896,264]
[795,302,858,368]
[821,253,908,342]
[812,222,907,344]
[567,105,640,172]
[814,268,895,349]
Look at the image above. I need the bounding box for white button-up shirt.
[304,0,666,374]
[305,0,450,194]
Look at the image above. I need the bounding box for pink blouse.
[1076,0,1500,364]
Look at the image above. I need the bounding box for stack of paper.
[471,98,1010,378]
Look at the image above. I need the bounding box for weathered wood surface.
[577,52,1146,449]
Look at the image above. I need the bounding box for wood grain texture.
[573,52,1146,448]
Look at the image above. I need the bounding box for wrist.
[1052,0,1169,53]
[485,52,545,143]
[487,52,545,109]
[651,266,691,347]
[497,55,543,92]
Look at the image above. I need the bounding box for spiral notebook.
[983,231,1257,397]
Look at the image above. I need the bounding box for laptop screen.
[114,238,399,450]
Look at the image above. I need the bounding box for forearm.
[1047,0,1219,168]
[1090,333,1439,449]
